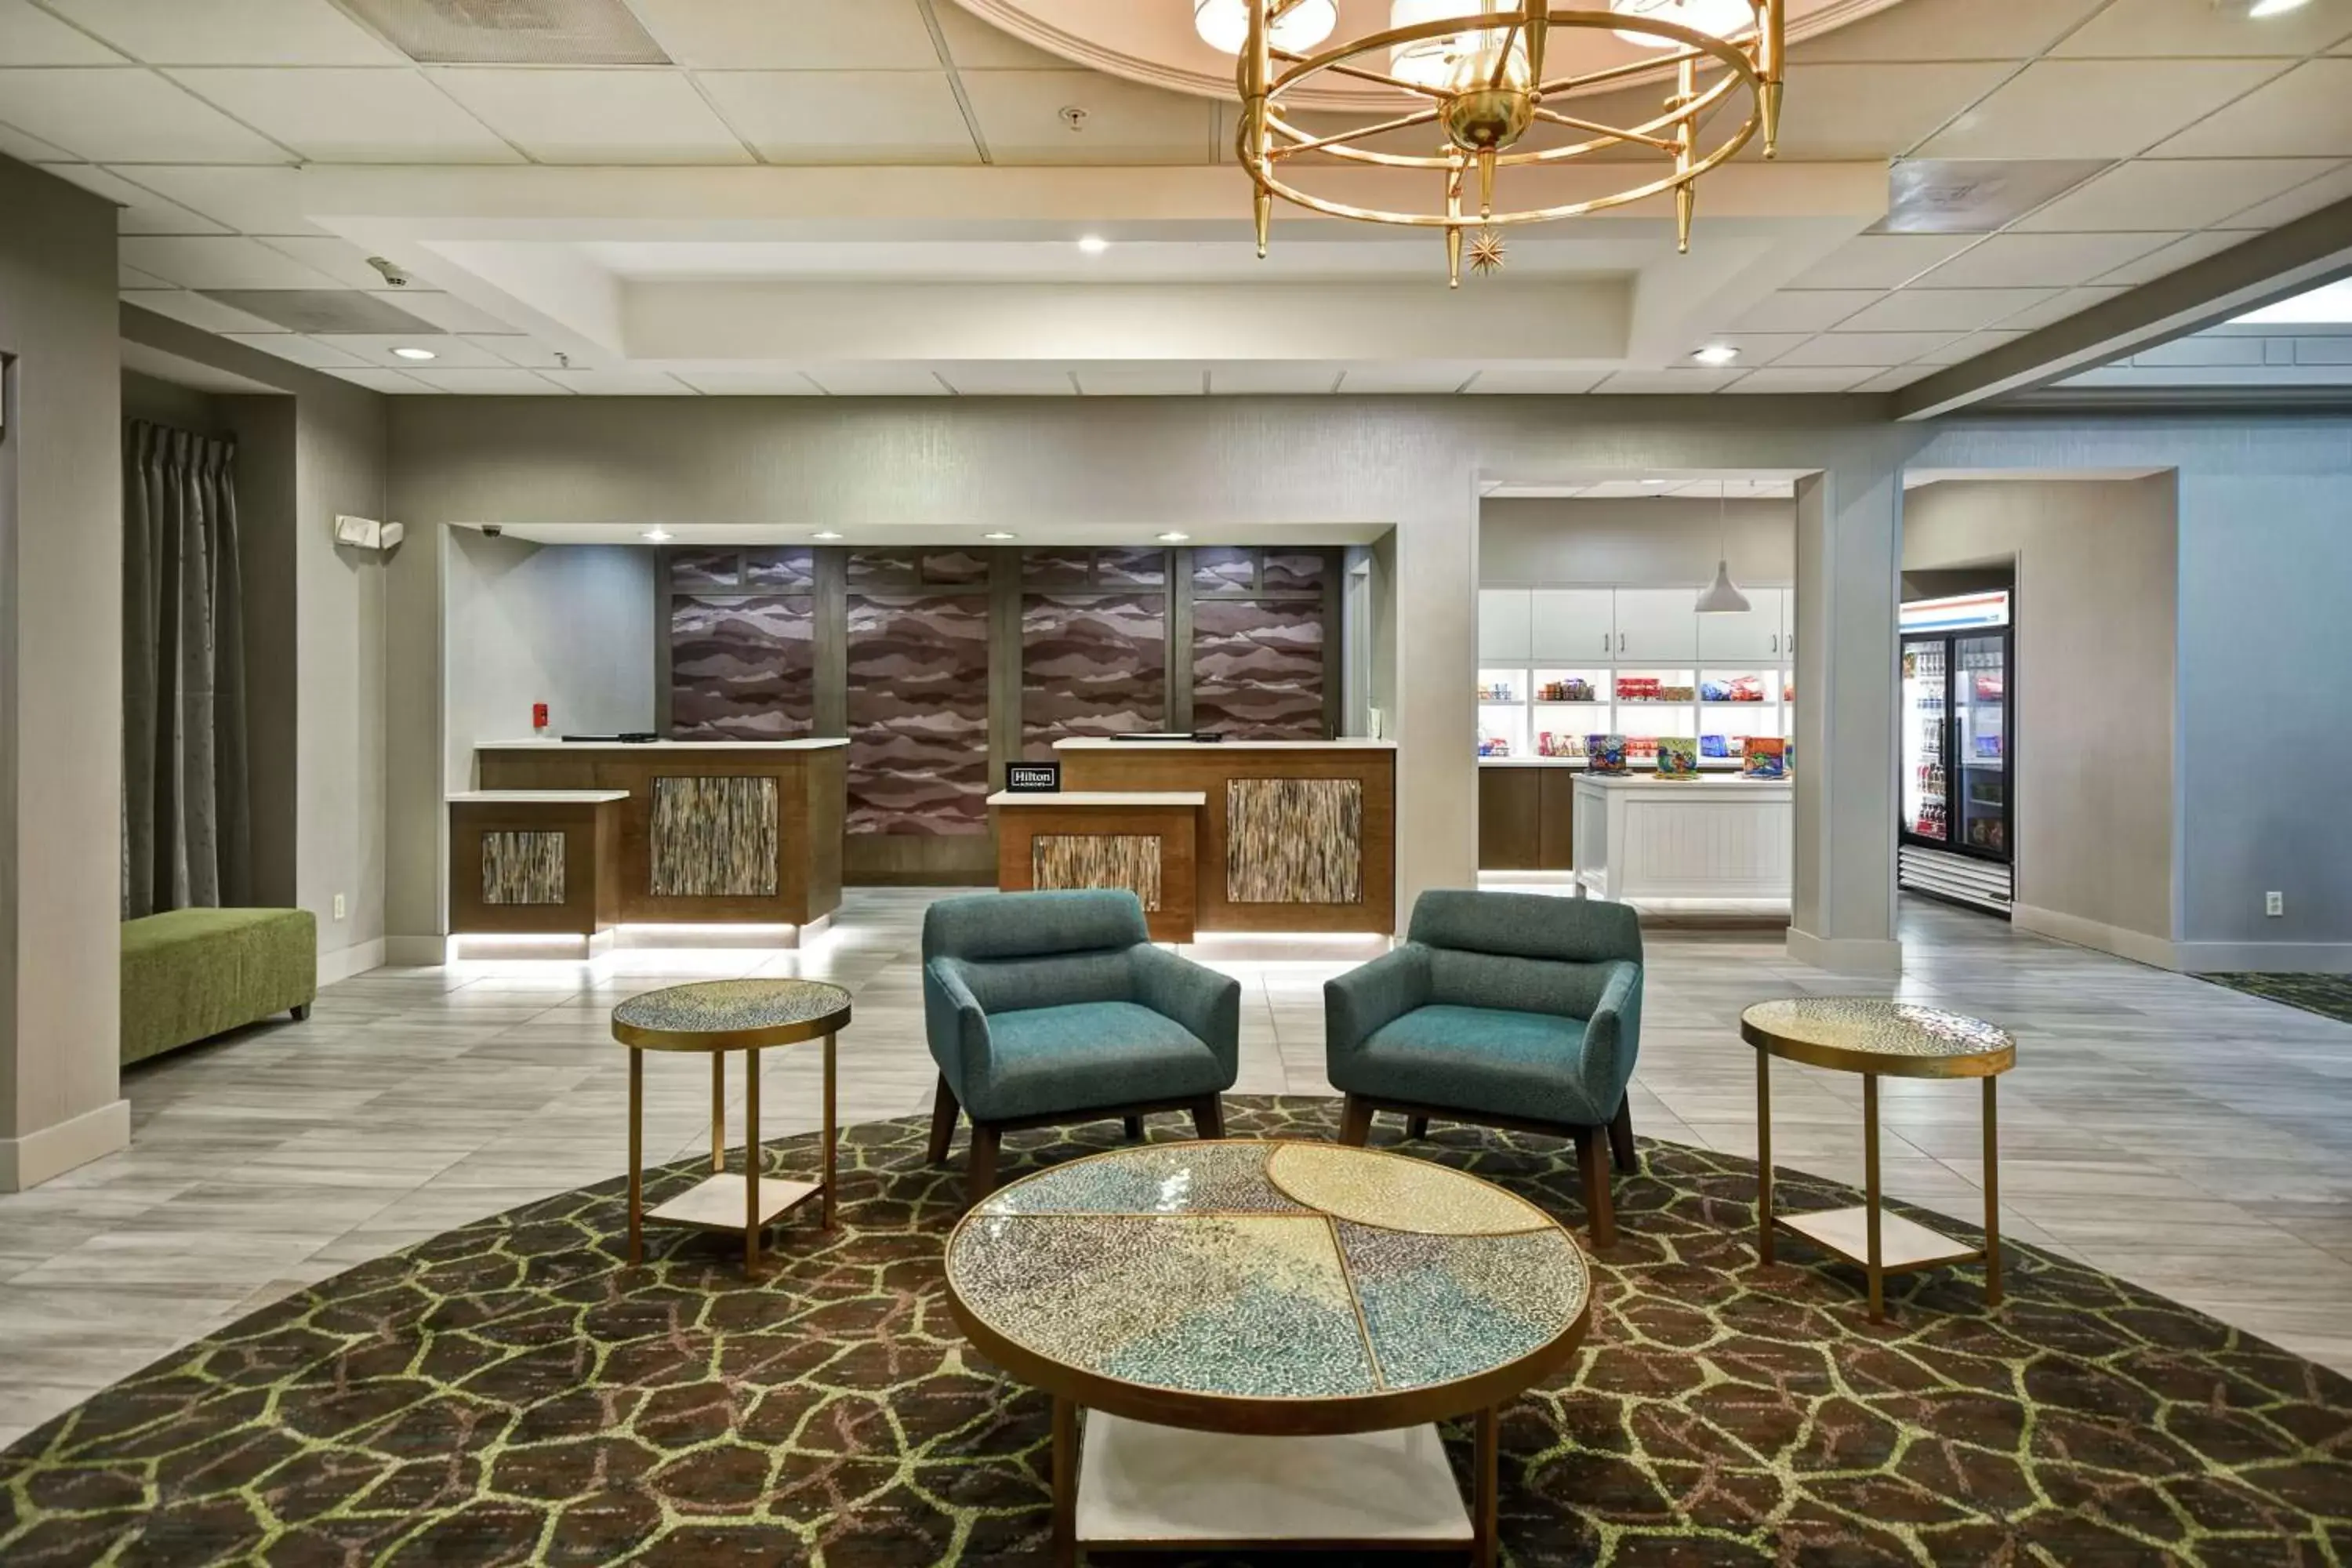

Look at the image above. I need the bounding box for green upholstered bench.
[121,908,318,1067]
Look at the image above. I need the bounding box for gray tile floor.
[2,888,2349,1446]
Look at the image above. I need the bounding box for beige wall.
[0,159,127,1188]
[1903,475,2179,958]
[1480,497,1797,587]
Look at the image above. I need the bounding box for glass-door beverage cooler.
[1897,592,2014,914]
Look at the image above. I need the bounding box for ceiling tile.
[1773,332,1963,366]
[2054,0,2352,59]
[1333,364,1479,394]
[31,162,227,233]
[404,368,572,394]
[797,364,953,395]
[310,335,516,368]
[0,118,72,160]
[1914,329,2028,365]
[1207,364,1341,394]
[1762,61,2016,162]
[626,0,938,68]
[1791,0,2110,63]
[119,261,170,287]
[0,0,124,64]
[1071,365,1207,395]
[930,1,1070,67]
[2093,230,2256,286]
[118,234,338,289]
[1801,234,1984,290]
[220,332,368,368]
[1849,365,1940,391]
[1462,368,1612,394]
[464,335,568,368]
[2153,60,2352,159]
[254,235,404,289]
[386,290,524,333]
[960,69,1215,165]
[1722,368,1879,393]
[1727,290,1884,332]
[2015,158,2342,232]
[1917,60,2288,161]
[1673,333,1814,367]
[1994,286,2133,332]
[203,289,448,333]
[106,164,322,234]
[43,0,402,64]
[1838,289,2060,332]
[427,67,753,163]
[1916,231,2176,289]
[119,287,282,333]
[2219,159,2352,227]
[167,67,524,162]
[695,71,977,162]
[322,366,434,394]
[536,368,699,394]
[672,371,826,394]
[1592,368,1750,394]
[0,67,289,160]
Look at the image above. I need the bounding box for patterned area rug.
[2198,971,2352,1028]
[4,1096,2349,1566]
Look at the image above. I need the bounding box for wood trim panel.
[990,803,1200,943]
[1537,768,1578,873]
[1478,768,1541,872]
[1058,749,1395,935]
[448,799,621,936]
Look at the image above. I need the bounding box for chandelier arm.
[1266,106,1449,159]
[1528,107,1681,155]
[1487,17,1524,92]
[1279,53,1452,100]
[1536,47,1713,99]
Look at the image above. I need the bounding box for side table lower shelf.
[648,1174,823,1233]
[1775,1207,1984,1275]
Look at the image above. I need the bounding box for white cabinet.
[1697,588,1786,663]
[1781,592,1798,661]
[1478,590,1532,663]
[1610,589,1700,662]
[1530,589,1615,662]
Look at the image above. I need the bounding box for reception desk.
[448,790,626,937]
[474,741,846,931]
[1573,775,1792,906]
[989,790,1205,943]
[1054,739,1396,935]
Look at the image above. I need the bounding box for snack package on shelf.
[1656,738,1700,779]
[1701,734,1732,759]
[1586,735,1628,775]
[1742,737,1788,779]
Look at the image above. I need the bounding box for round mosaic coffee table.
[1742,997,2016,1322]
[943,1140,1592,1566]
[611,978,851,1276]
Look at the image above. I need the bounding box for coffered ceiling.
[4,0,2347,399]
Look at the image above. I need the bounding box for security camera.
[481,524,503,538]
[367,256,412,288]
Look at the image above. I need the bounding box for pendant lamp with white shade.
[1695,481,1752,615]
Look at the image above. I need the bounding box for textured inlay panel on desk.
[651,776,779,898]
[1033,834,1163,912]
[1228,778,1363,905]
[482,831,565,906]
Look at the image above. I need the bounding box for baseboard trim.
[0,1098,130,1192]
[318,938,387,985]
[2174,941,2352,975]
[2012,904,2180,972]
[1785,927,1904,975]
[381,935,445,968]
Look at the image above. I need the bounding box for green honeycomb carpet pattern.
[2198,971,2352,1028]
[3,1096,2348,1566]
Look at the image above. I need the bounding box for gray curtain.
[122,420,249,918]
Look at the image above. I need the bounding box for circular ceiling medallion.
[949,0,1912,112]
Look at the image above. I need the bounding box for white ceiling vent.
[1872,161,2112,236]
[201,291,449,335]
[337,0,671,65]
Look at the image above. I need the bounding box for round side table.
[1741,998,2015,1322]
[612,978,851,1276]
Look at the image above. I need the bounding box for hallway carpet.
[3,1098,2346,1566]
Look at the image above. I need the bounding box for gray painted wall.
[1479,497,1797,587]
[0,158,125,1186]
[1904,477,2179,955]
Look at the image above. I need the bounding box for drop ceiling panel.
[1994,285,2132,331]
[1465,368,1614,394]
[118,234,338,289]
[1915,231,2177,289]
[107,164,324,234]
[1670,333,1813,367]
[1913,329,2028,365]
[1722,367,1878,393]
[960,69,1217,165]
[1726,290,1884,333]
[168,68,524,162]
[120,288,284,335]
[120,262,171,288]
[255,234,405,289]
[1837,288,2060,332]
[1333,364,1477,394]
[33,162,229,233]
[695,71,978,162]
[338,0,670,66]
[626,0,940,69]
[2014,158,2341,232]
[2054,0,2352,60]
[0,119,72,161]
[220,332,369,368]
[2153,60,2352,159]
[672,371,826,394]
[1849,365,1938,391]
[797,365,953,395]
[1206,363,1341,394]
[1072,365,1206,395]
[428,67,753,163]
[1790,0,2110,64]
[403,368,571,394]
[386,290,525,333]
[537,368,699,394]
[1801,234,1983,290]
[1592,368,1750,394]
[1773,332,1962,366]
[0,67,290,161]
[0,0,125,65]
[322,366,434,394]
[2092,230,2255,287]
[310,334,517,368]
[464,335,568,368]
[44,0,404,64]
[1762,61,2016,161]
[1917,60,2289,161]
[931,365,1079,394]
[205,289,448,333]
[2220,160,2352,228]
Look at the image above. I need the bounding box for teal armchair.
[1324,890,1643,1246]
[923,889,1241,1201]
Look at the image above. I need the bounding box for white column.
[1392,485,1481,925]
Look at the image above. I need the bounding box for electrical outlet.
[2265,891,2284,918]
[333,893,347,921]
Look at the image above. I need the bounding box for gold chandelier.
[1234,1,1786,285]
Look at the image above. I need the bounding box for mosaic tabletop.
[610,978,851,1051]
[943,1141,1592,1428]
[1740,997,2016,1078]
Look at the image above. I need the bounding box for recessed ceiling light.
[1692,343,1741,366]
[1156,531,1190,543]
[1077,235,1110,256]
[811,531,843,541]
[2248,0,2310,16]
[391,346,437,361]
[641,528,672,543]
[982,531,1017,541]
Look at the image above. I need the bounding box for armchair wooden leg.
[1338,1094,1374,1147]
[1608,1096,1638,1174]
[1123,1115,1146,1142]
[967,1124,1001,1206]
[1191,1097,1225,1140]
[1406,1114,1430,1141]
[1577,1129,1616,1251]
[927,1075,960,1166]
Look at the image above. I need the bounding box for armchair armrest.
[1323,946,1432,1063]
[1577,960,1644,1107]
[922,956,993,1094]
[1131,945,1242,1082]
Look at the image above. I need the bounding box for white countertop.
[1574,774,1792,793]
[1054,738,1396,752]
[448,790,631,804]
[478,739,850,751]
[986,790,1209,808]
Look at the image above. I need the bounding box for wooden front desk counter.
[1053,739,1396,936]
[988,791,1206,944]
[448,790,626,937]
